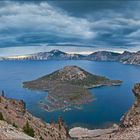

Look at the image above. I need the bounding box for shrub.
[12,122,18,128]
[40,136,44,140]
[0,112,4,120]
[23,121,35,137]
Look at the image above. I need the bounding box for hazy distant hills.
[27,50,85,60]
[1,49,140,66]
[1,50,85,61]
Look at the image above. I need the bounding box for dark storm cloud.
[0,0,140,51]
[48,0,133,17]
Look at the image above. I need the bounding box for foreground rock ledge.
[69,83,140,140]
[0,120,35,140]
[0,94,70,140]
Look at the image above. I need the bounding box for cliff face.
[0,95,69,140]
[109,83,140,140]
[120,83,140,128]
[121,51,140,65]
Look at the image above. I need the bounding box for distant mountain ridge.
[1,49,140,66]
[120,51,140,65]
[87,51,121,61]
[1,50,85,60]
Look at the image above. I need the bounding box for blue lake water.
[0,60,139,129]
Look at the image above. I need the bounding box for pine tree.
[23,121,35,137]
[0,112,4,120]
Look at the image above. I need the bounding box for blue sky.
[0,0,140,56]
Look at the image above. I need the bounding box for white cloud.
[0,0,140,53]
[127,29,140,38]
[0,1,95,39]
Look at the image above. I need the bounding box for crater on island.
[23,66,122,112]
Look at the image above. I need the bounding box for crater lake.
[0,60,139,129]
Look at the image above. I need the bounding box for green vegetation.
[69,92,82,101]
[24,66,122,89]
[69,74,109,87]
[34,67,121,88]
[23,121,35,137]
[0,112,4,120]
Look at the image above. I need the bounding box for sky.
[0,0,140,56]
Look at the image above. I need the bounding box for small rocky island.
[23,66,122,112]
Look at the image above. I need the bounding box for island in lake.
[23,66,122,112]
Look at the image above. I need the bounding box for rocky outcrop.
[69,126,118,139]
[119,51,134,62]
[120,51,140,65]
[0,120,35,140]
[120,83,140,128]
[0,94,69,140]
[69,83,140,140]
[58,66,87,80]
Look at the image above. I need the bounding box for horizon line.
[0,49,139,58]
